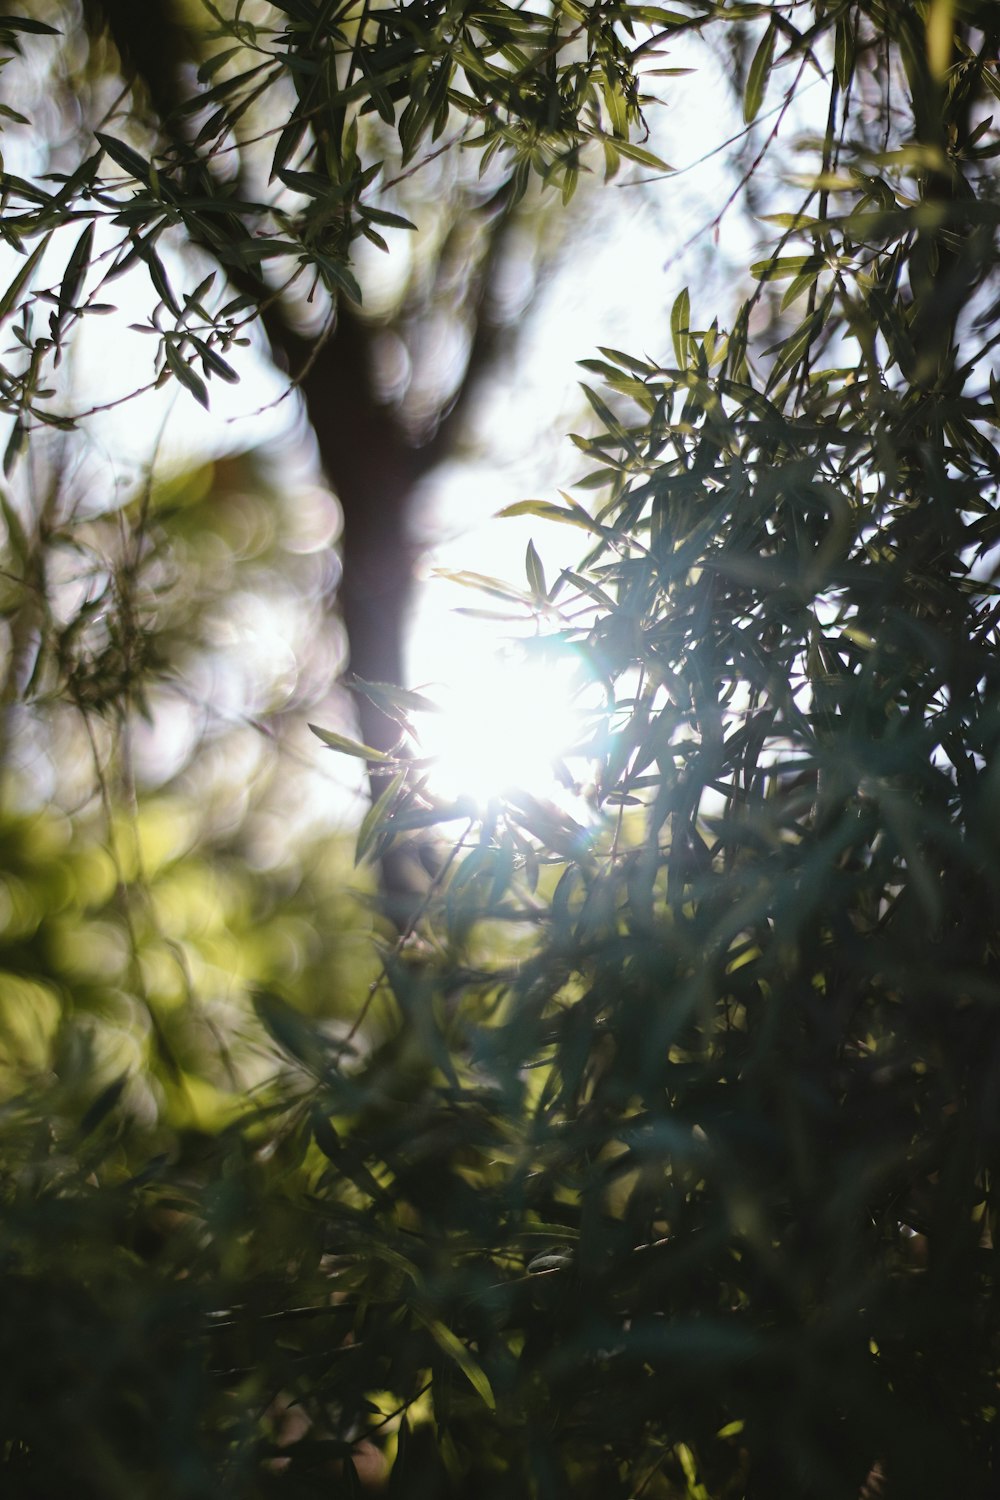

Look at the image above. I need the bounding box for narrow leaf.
[416,1314,496,1411]
[96,131,153,184]
[498,498,606,535]
[309,723,392,761]
[744,21,776,124]
[525,538,547,598]
[356,769,407,865]
[58,222,94,317]
[0,234,50,325]
[671,286,691,369]
[0,14,60,34]
[926,0,955,81]
[351,678,439,722]
[3,419,25,478]
[835,14,854,91]
[164,341,209,407]
[79,1074,127,1138]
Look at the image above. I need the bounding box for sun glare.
[415,643,592,806]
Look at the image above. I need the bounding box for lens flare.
[416,644,590,805]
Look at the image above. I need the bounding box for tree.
[2,2,1000,1498]
[5,0,654,738]
[79,0,519,752]
[49,0,651,909]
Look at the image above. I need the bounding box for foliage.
[0,0,666,451]
[2,2,1000,1499]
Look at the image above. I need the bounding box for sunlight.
[415,641,592,806]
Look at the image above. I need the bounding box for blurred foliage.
[2,2,1000,1499]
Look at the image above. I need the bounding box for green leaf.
[630,7,691,24]
[780,265,822,311]
[0,233,50,325]
[314,253,363,304]
[764,301,826,393]
[0,489,27,564]
[78,1074,127,1138]
[743,21,776,124]
[191,336,240,384]
[0,14,60,34]
[270,114,309,182]
[614,140,673,172]
[671,286,691,369]
[138,241,182,319]
[597,346,658,376]
[58,222,94,318]
[431,568,532,605]
[356,769,407,864]
[253,990,324,1072]
[498,497,608,536]
[750,255,823,282]
[834,13,854,92]
[580,384,639,457]
[926,0,955,82]
[363,206,418,232]
[351,678,439,723]
[96,131,152,185]
[309,723,392,761]
[415,1313,496,1411]
[3,418,25,478]
[525,538,547,598]
[163,341,209,407]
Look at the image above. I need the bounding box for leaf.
[671,286,691,369]
[780,265,822,312]
[3,418,25,478]
[750,254,823,283]
[415,1313,496,1411]
[431,568,532,606]
[0,489,27,564]
[525,538,547,598]
[350,678,439,723]
[310,1107,342,1162]
[141,243,182,318]
[764,306,822,393]
[926,0,955,82]
[743,20,776,124]
[630,7,691,24]
[356,769,407,864]
[314,253,363,304]
[79,1074,127,1138]
[270,114,309,182]
[834,13,854,92]
[0,14,60,34]
[96,131,152,185]
[197,45,243,82]
[614,140,673,172]
[185,271,217,316]
[309,722,392,761]
[597,346,658,376]
[191,336,240,384]
[253,990,323,1072]
[363,206,418,232]
[163,340,210,407]
[58,221,94,318]
[0,233,50,325]
[579,383,642,460]
[388,1415,410,1500]
[498,497,611,537]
